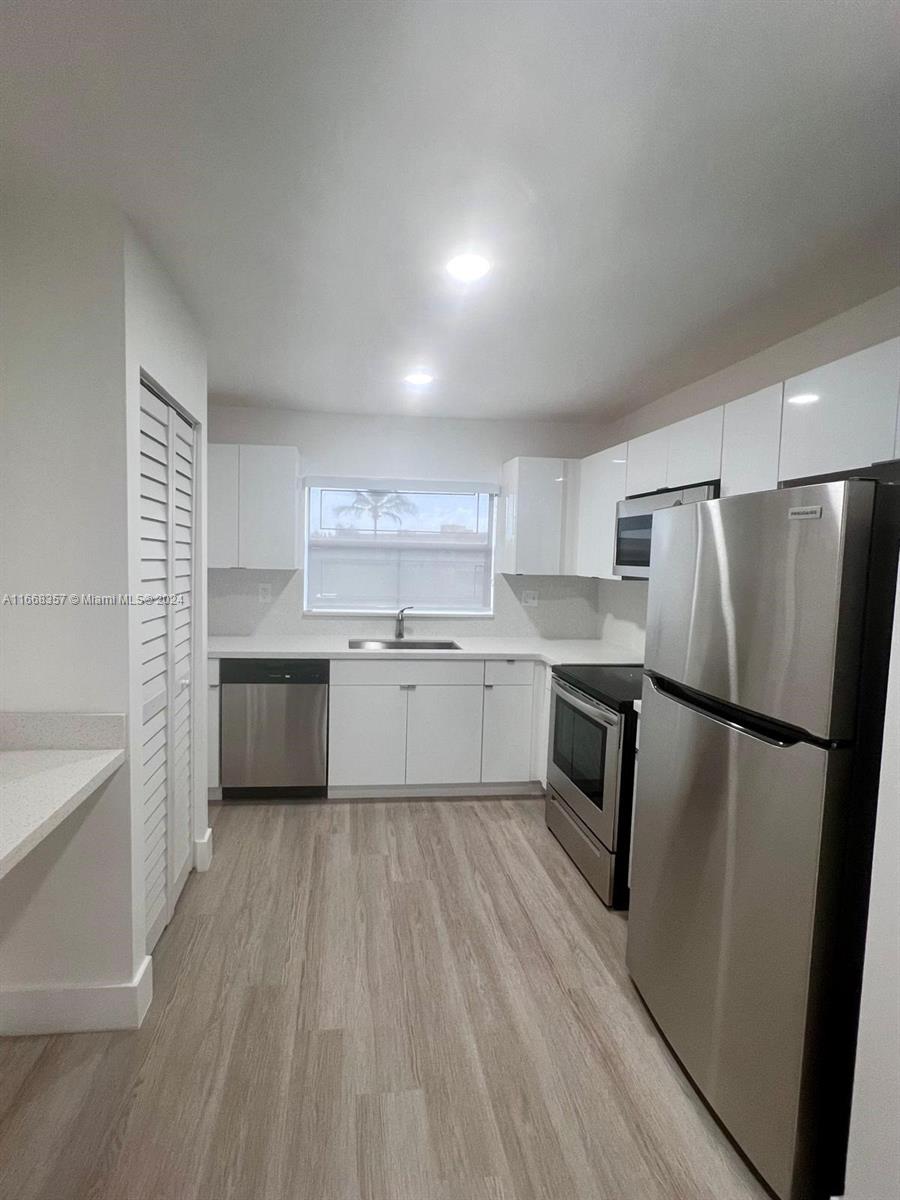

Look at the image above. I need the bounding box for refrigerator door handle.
[646,673,812,749]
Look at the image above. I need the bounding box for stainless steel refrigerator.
[627,479,899,1200]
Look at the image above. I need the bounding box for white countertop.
[0,748,126,880]
[208,634,643,667]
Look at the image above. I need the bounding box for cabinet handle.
[484,684,494,689]
[399,684,416,690]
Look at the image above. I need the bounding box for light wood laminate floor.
[0,799,768,1200]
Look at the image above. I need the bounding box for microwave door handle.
[553,680,620,729]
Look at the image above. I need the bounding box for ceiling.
[2,0,898,421]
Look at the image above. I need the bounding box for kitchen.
[1,4,899,1200]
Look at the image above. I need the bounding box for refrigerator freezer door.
[644,480,874,741]
[627,678,850,1200]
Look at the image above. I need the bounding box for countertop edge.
[0,749,126,881]
[206,640,641,668]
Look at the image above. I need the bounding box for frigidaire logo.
[788,505,823,520]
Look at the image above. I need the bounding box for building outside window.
[304,479,497,615]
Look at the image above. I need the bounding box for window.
[304,479,497,615]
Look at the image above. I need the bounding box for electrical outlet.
[258,583,272,604]
[522,589,539,608]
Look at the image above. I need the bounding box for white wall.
[840,566,900,1200]
[596,288,900,448]
[124,224,208,961]
[209,567,609,641]
[208,405,606,481]
[0,180,137,996]
[206,404,647,643]
[0,176,207,1021]
[0,181,130,712]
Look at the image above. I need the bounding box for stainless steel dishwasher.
[220,659,328,798]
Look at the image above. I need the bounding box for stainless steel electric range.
[546,663,642,908]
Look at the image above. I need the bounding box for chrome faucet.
[395,605,414,639]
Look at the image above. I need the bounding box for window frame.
[302,479,498,618]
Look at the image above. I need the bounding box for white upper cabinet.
[238,445,301,569]
[208,443,301,569]
[575,443,627,578]
[779,338,900,482]
[625,410,723,497]
[665,407,723,488]
[625,428,668,496]
[721,384,784,497]
[499,456,572,574]
[208,444,239,567]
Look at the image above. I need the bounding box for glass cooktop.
[552,664,644,712]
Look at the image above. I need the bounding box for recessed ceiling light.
[403,369,435,386]
[446,252,491,282]
[788,393,820,405]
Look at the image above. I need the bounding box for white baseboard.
[194,826,213,871]
[327,781,544,801]
[0,954,153,1035]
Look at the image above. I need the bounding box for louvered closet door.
[139,384,196,952]
[170,412,194,904]
[140,387,172,948]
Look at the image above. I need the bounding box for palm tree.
[335,490,418,537]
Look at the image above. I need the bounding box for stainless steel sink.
[348,639,461,651]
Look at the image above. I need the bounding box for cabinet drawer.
[331,659,484,687]
[485,659,534,686]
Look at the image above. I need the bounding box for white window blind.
[304,482,497,615]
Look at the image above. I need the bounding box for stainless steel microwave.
[613,483,717,578]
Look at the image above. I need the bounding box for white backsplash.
[595,579,648,657]
[208,568,648,651]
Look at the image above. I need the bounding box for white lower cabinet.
[207,684,220,789]
[406,685,484,785]
[328,684,408,786]
[531,663,552,787]
[482,685,534,782]
[327,658,538,789]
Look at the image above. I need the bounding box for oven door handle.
[552,679,621,729]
